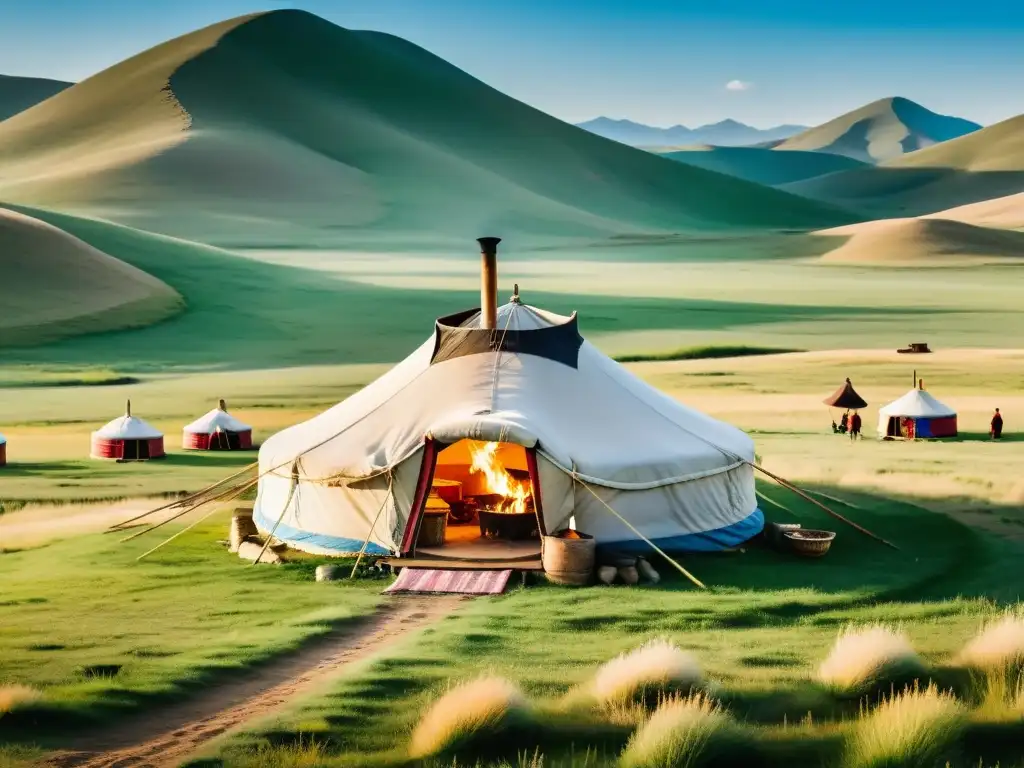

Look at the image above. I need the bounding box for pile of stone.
[596,554,660,585]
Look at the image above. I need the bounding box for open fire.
[468,441,533,515]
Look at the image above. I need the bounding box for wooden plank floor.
[378,556,544,571]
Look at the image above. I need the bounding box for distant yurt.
[878,380,957,439]
[183,399,253,450]
[0,433,6,467]
[823,378,868,410]
[91,400,165,460]
[253,238,764,560]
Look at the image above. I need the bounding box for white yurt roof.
[878,388,956,419]
[184,404,251,434]
[93,403,163,440]
[259,301,754,488]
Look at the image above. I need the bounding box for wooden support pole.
[748,462,899,550]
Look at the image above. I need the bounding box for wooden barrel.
[230,508,258,553]
[542,530,596,586]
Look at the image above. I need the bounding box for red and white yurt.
[0,433,7,467]
[91,400,165,460]
[182,399,253,451]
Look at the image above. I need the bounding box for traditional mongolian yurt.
[878,379,957,439]
[0,433,6,467]
[183,400,253,450]
[254,238,763,560]
[91,400,165,460]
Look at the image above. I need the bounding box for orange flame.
[469,441,531,515]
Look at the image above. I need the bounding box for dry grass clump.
[846,684,965,768]
[0,685,41,715]
[409,676,530,760]
[619,694,751,768]
[957,613,1024,672]
[818,625,925,697]
[590,639,702,708]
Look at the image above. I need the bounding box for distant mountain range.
[575,117,808,147]
[0,74,72,121]
[775,97,982,163]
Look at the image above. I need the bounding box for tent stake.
[748,462,899,550]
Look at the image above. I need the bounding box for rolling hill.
[577,117,807,147]
[782,113,1024,217]
[924,192,1024,230]
[0,11,851,246]
[0,74,72,121]
[775,97,981,163]
[660,145,867,186]
[0,207,182,346]
[814,217,1024,266]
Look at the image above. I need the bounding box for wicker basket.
[542,530,596,586]
[784,529,836,558]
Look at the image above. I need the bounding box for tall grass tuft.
[619,694,753,768]
[590,639,702,709]
[409,677,531,760]
[0,685,41,715]
[957,612,1024,672]
[818,625,925,697]
[220,736,328,768]
[846,683,965,768]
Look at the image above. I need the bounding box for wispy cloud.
[725,80,752,92]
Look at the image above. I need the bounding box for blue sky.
[2,0,1023,127]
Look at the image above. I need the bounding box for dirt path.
[48,595,464,768]
[0,499,165,549]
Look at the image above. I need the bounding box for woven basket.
[542,530,596,586]
[784,529,836,558]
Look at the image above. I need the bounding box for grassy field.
[186,483,1024,767]
[2,350,1023,767]
[0,521,381,746]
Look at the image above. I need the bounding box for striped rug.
[385,568,512,595]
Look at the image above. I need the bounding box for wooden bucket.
[417,510,448,548]
[230,508,259,553]
[542,530,596,586]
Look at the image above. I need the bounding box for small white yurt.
[254,239,763,559]
[0,433,6,467]
[183,399,253,451]
[91,400,165,460]
[878,379,957,439]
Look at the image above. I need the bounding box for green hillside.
[0,208,182,347]
[0,74,71,121]
[660,145,867,185]
[783,114,1024,217]
[0,11,851,247]
[775,96,980,163]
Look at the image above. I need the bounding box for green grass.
[0,517,381,744]
[193,487,1024,767]
[613,346,801,363]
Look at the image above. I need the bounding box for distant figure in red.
[991,408,1003,439]
[849,412,862,440]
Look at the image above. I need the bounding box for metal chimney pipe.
[477,237,501,330]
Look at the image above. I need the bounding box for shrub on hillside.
[818,625,925,697]
[409,676,531,760]
[619,694,754,768]
[846,684,965,768]
[957,613,1024,672]
[591,639,703,709]
[0,685,41,716]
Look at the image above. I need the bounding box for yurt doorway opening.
[413,439,543,561]
[211,431,243,450]
[123,440,150,461]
